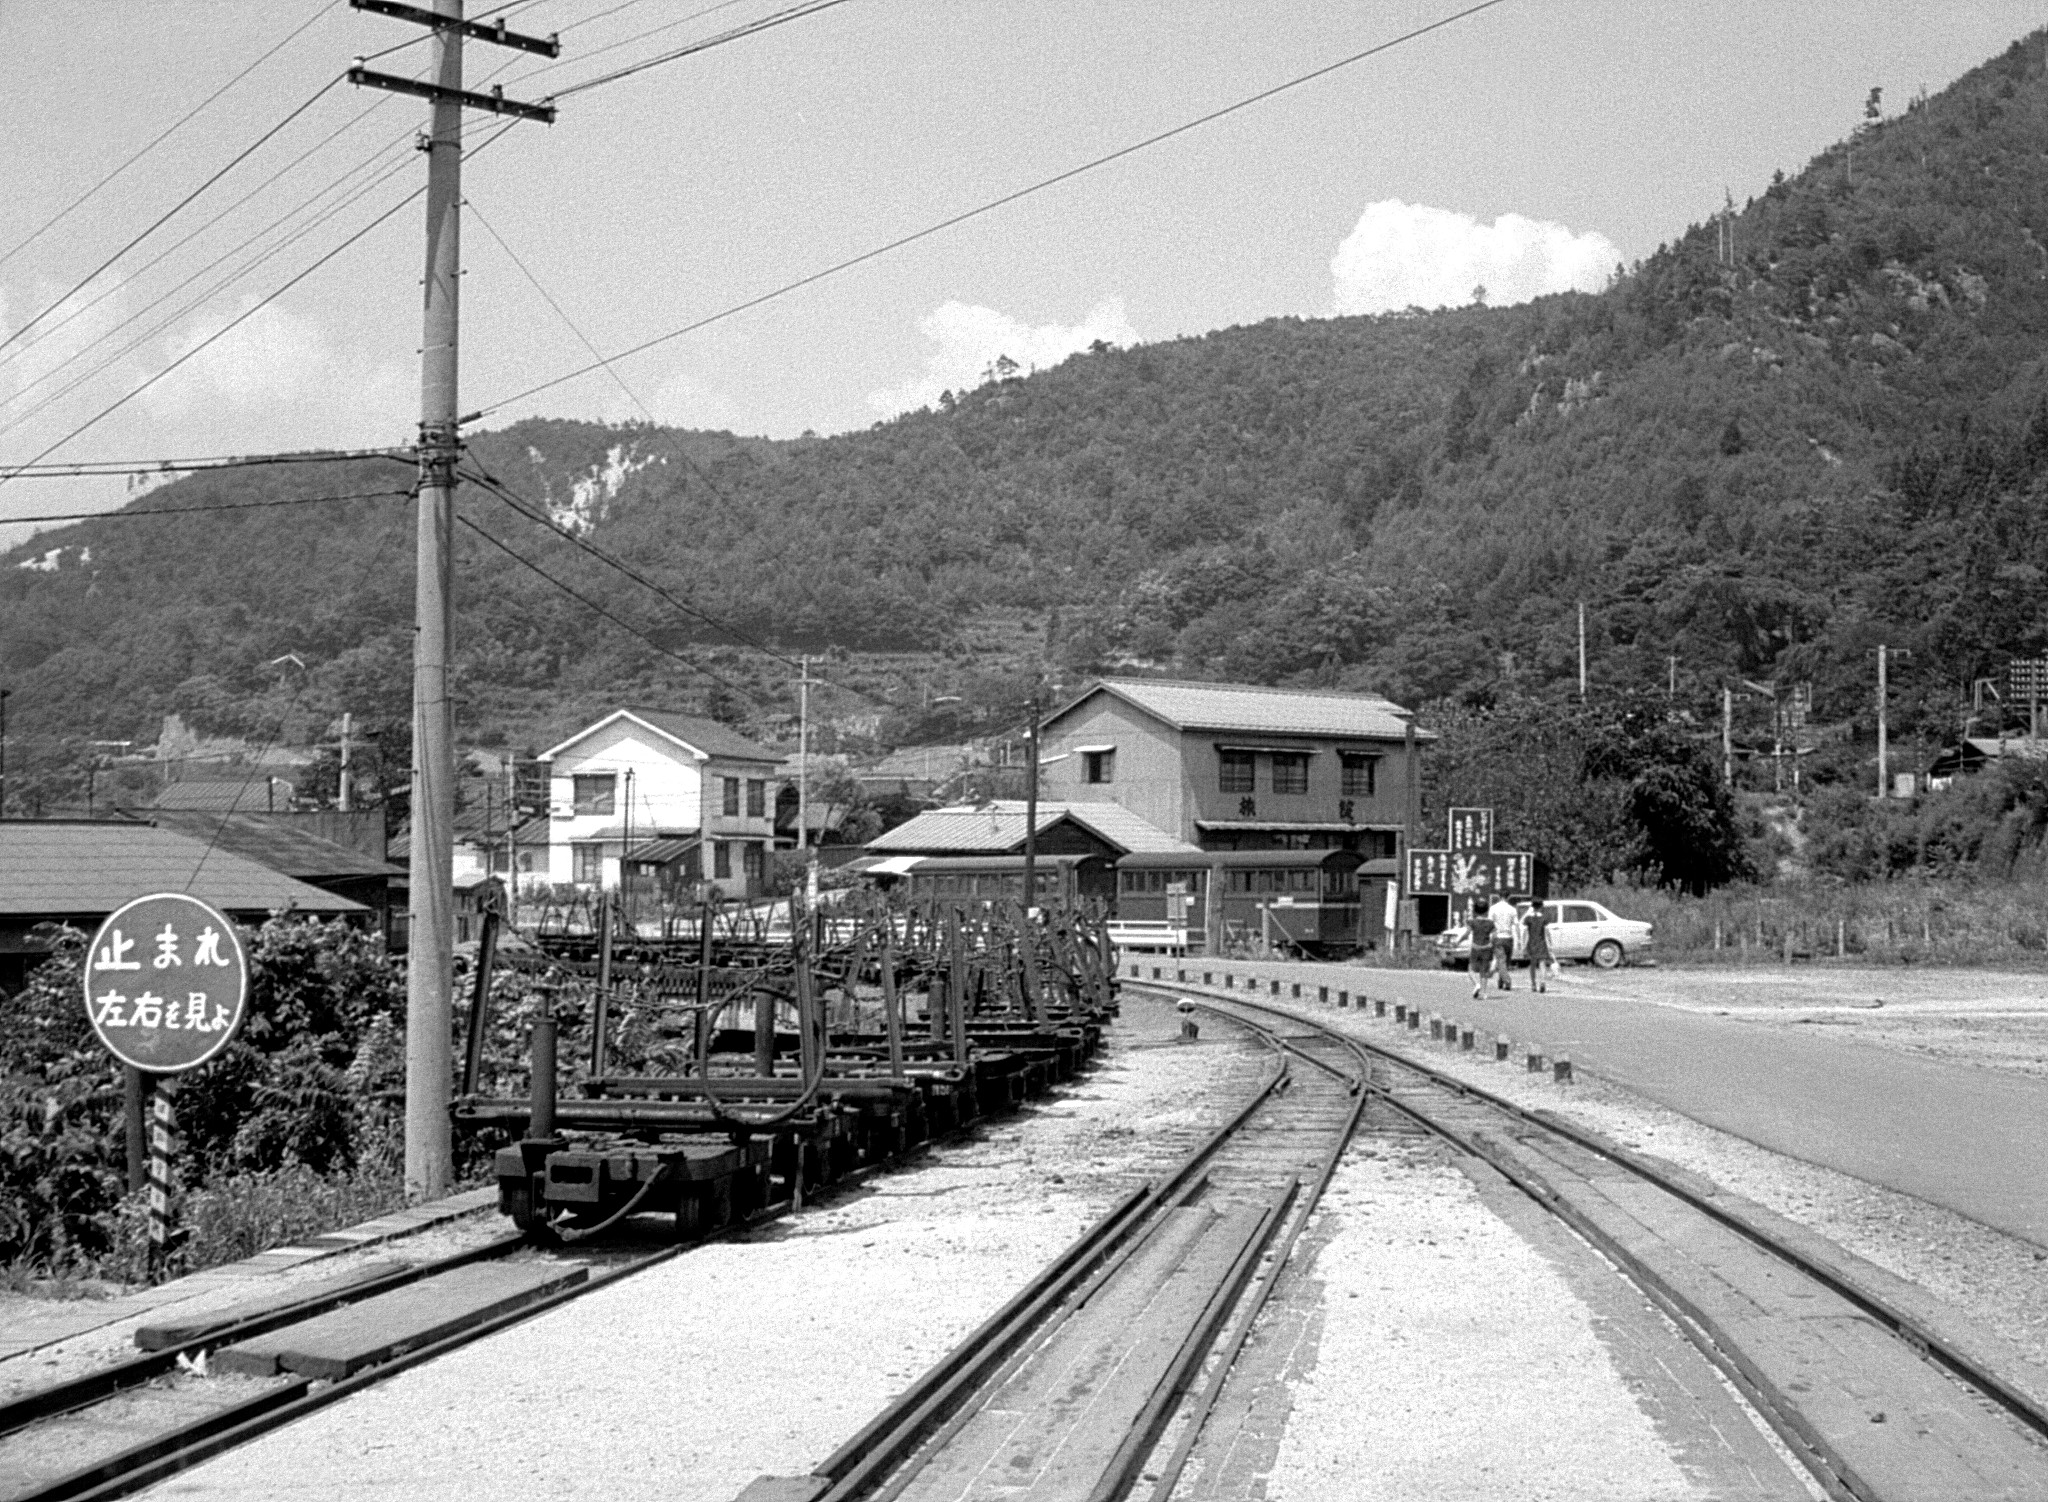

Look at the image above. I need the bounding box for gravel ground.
[1588,964,2048,1079]
[140,995,1272,1502]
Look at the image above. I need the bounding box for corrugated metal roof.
[625,835,700,865]
[1059,678,1428,741]
[542,707,779,764]
[867,800,1197,857]
[144,812,401,879]
[0,821,367,917]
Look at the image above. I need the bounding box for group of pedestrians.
[1466,892,1554,999]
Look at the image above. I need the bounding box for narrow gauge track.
[748,997,1368,1502]
[1140,981,2048,1502]
[0,1139,934,1502]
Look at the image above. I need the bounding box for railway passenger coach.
[867,853,1116,911]
[1116,848,1380,958]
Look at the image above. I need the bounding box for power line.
[0,75,348,359]
[2,486,413,532]
[0,449,411,479]
[517,0,797,94]
[0,0,340,271]
[468,0,1512,421]
[545,0,851,100]
[0,185,424,489]
[455,512,763,702]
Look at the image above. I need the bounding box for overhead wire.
[0,75,349,358]
[1,449,411,479]
[454,511,765,702]
[468,0,1513,422]
[541,0,850,99]
[499,0,756,89]
[3,487,414,531]
[0,0,341,271]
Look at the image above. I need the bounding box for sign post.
[83,893,250,1272]
[1404,807,1535,921]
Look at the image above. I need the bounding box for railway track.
[1140,981,2048,1502]
[744,995,1370,1502]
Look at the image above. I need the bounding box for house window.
[572,774,615,816]
[713,841,732,879]
[1083,749,1115,784]
[572,842,604,884]
[746,778,766,818]
[722,777,740,817]
[1219,750,1255,794]
[742,842,765,887]
[1271,753,1309,795]
[1341,753,1378,797]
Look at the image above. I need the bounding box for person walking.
[1486,892,1520,991]
[1521,899,1554,993]
[1465,898,1494,1000]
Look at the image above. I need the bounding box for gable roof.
[0,821,367,918]
[142,812,400,881]
[867,800,1197,857]
[1050,678,1429,741]
[538,707,779,764]
[149,777,298,812]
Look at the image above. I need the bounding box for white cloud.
[868,296,1140,418]
[1330,200,1620,315]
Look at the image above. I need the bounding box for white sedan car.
[1540,899,1653,968]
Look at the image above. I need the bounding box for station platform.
[1132,957,2048,1250]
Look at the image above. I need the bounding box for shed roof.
[142,812,401,880]
[540,708,778,764]
[1051,678,1430,741]
[867,800,1196,857]
[0,821,367,918]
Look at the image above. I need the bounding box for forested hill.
[10,29,2048,795]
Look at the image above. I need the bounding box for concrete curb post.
[1429,1014,1443,1040]
[1394,1002,1407,1024]
[1495,1034,1510,1061]
[1527,1047,1547,1074]
[1460,1024,1475,1052]
[1406,1007,1420,1032]
[1374,997,1386,1018]
[1337,990,1348,1008]
[1554,1054,1573,1084]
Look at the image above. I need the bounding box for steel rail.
[1140,978,2048,1475]
[808,1036,1292,1502]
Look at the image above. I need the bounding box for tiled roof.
[1058,678,1428,741]
[143,812,400,880]
[149,777,298,812]
[542,708,779,764]
[0,821,366,918]
[867,800,1196,857]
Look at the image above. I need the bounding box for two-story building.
[1036,679,1430,858]
[537,708,781,900]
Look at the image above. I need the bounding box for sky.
[2,0,2044,537]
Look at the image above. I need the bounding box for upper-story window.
[1271,752,1309,795]
[722,777,740,817]
[746,779,767,817]
[1340,752,1378,797]
[1218,750,1255,794]
[572,774,615,816]
[1083,750,1115,784]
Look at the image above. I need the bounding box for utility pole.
[1577,602,1588,698]
[1667,655,1677,698]
[0,688,9,818]
[1022,682,1042,913]
[1876,644,1888,799]
[339,711,352,812]
[1722,686,1733,786]
[348,0,555,1203]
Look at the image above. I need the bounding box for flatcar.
[1115,849,1393,958]
[859,852,1115,911]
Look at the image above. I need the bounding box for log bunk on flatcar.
[1114,848,1381,958]
[452,892,1118,1238]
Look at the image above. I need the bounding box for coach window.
[1340,752,1378,797]
[1083,749,1116,784]
[1219,749,1255,793]
[1271,752,1309,795]
[572,774,615,816]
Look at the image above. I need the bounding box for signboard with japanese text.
[1446,807,1493,852]
[1405,807,1534,903]
[83,893,248,1074]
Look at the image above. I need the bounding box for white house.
[537,708,781,900]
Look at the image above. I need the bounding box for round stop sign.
[83,892,249,1073]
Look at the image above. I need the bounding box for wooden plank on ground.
[133,1260,411,1350]
[212,1261,585,1380]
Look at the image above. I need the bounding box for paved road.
[1134,957,2048,1249]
